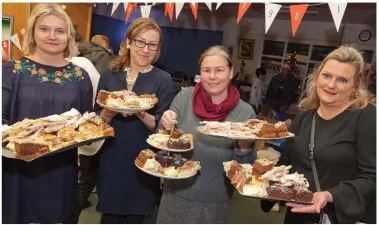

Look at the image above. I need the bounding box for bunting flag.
[111,3,120,16]
[328,3,348,32]
[216,3,222,10]
[265,3,282,34]
[165,3,174,22]
[289,4,309,37]
[175,3,185,19]
[2,40,9,58]
[10,33,22,51]
[190,3,199,20]
[19,27,26,37]
[205,2,212,11]
[237,3,252,24]
[123,3,128,12]
[140,4,152,18]
[125,3,137,23]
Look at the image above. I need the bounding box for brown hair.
[109,18,161,72]
[199,46,233,68]
[23,3,76,58]
[298,45,369,111]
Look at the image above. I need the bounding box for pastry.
[253,158,274,176]
[266,184,295,201]
[243,184,267,197]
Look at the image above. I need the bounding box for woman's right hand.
[161,110,178,130]
[100,108,117,123]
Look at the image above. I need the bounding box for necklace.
[125,66,153,85]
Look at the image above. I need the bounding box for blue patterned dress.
[2,57,93,223]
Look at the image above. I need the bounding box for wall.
[238,18,377,79]
[2,3,29,59]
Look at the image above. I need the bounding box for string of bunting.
[2,2,347,58]
[98,2,347,37]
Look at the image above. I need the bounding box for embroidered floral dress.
[2,57,93,223]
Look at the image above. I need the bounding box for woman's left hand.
[286,191,333,214]
[237,140,254,152]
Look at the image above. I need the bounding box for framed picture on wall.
[238,39,254,59]
[2,16,13,63]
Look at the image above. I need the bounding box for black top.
[263,104,376,224]
[95,67,174,215]
[265,74,299,111]
[2,57,93,223]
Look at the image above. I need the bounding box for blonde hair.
[109,18,161,72]
[22,3,76,58]
[298,45,369,111]
[199,46,233,68]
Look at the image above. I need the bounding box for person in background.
[265,64,299,121]
[95,18,174,224]
[2,4,93,223]
[158,46,257,223]
[68,42,103,223]
[75,32,115,74]
[249,67,267,113]
[261,45,376,224]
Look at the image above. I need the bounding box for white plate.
[196,126,295,140]
[135,163,198,179]
[97,102,153,113]
[146,138,193,152]
[237,190,313,205]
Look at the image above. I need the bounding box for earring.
[126,45,130,49]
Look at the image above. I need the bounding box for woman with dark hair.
[95,18,174,224]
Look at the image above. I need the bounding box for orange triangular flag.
[189,3,199,20]
[125,3,137,23]
[289,4,309,37]
[165,3,174,21]
[2,40,9,58]
[237,3,252,23]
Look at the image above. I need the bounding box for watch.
[359,30,372,42]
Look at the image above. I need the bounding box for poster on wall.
[2,16,13,63]
[238,39,254,59]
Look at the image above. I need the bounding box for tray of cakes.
[135,149,201,179]
[2,108,114,162]
[197,119,294,140]
[223,159,313,205]
[147,128,193,152]
[96,90,158,113]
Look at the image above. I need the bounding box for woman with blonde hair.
[158,46,257,223]
[2,3,93,223]
[94,18,173,223]
[261,45,376,223]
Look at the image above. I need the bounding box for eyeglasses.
[133,39,159,51]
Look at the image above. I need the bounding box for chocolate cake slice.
[266,184,295,201]
[293,186,313,203]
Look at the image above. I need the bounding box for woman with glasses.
[94,18,174,224]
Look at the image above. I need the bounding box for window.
[286,43,310,62]
[262,40,285,57]
[311,45,336,61]
[362,50,374,64]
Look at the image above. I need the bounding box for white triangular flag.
[216,3,222,10]
[190,3,197,8]
[111,3,120,16]
[124,3,128,12]
[205,2,212,11]
[175,3,185,19]
[328,3,347,32]
[140,5,152,18]
[265,3,282,34]
[10,33,22,51]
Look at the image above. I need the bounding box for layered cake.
[266,184,295,200]
[253,158,274,176]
